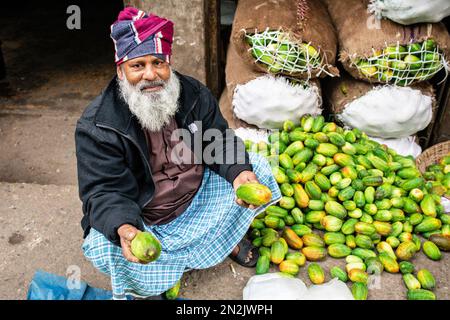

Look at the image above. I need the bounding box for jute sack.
[222,41,322,130]
[219,86,253,130]
[220,41,264,129]
[324,0,450,85]
[231,0,339,79]
[323,73,437,139]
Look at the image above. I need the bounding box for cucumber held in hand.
[236,182,272,206]
[131,231,162,263]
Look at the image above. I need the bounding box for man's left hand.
[233,170,260,209]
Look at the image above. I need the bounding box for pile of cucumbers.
[245,115,449,300]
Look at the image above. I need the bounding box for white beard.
[117,68,181,132]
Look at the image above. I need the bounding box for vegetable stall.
[220,0,450,300]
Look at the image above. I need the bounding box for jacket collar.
[94,71,200,135]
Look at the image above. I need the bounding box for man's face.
[117,54,171,92]
[116,54,181,132]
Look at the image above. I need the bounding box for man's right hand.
[117,224,143,264]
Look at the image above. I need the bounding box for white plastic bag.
[369,0,450,25]
[243,273,308,300]
[338,86,433,139]
[233,75,322,130]
[243,273,354,300]
[306,278,354,300]
[440,197,450,213]
[370,136,422,158]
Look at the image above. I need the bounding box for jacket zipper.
[182,96,199,125]
[96,123,155,208]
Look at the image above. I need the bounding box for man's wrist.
[226,164,253,185]
[117,220,143,239]
[118,224,131,234]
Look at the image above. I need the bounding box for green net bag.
[352,39,448,86]
[325,0,450,86]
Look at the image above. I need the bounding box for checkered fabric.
[82,153,281,299]
[110,7,174,65]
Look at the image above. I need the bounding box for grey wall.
[123,0,206,84]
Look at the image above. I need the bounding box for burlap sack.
[231,0,339,79]
[220,40,265,129]
[219,86,255,130]
[225,39,266,106]
[221,41,322,129]
[324,0,450,83]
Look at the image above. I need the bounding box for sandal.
[229,238,260,268]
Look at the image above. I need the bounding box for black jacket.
[75,72,252,246]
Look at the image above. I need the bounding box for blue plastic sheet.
[27,270,113,300]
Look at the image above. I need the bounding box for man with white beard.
[117,65,181,133]
[75,7,280,300]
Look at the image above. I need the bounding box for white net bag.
[338,85,433,138]
[232,75,322,130]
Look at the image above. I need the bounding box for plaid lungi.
[82,153,281,299]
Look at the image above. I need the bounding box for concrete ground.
[0,182,261,300]
[0,0,448,301]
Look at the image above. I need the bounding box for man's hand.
[117,224,143,264]
[233,170,260,209]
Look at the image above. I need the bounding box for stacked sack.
[219,0,339,132]
[322,0,450,158]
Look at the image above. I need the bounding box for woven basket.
[416,141,450,173]
[416,141,450,200]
